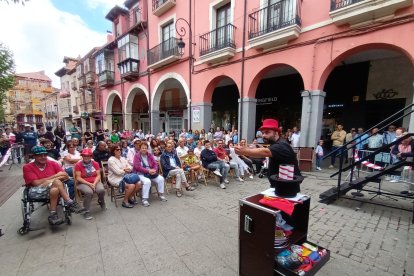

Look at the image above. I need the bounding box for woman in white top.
[108,144,142,208]
[62,141,82,176]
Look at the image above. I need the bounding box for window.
[117,34,139,75]
[162,22,175,54]
[216,3,231,47]
[84,58,90,73]
[95,51,114,74]
[134,7,141,24]
[76,65,82,78]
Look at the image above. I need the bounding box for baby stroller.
[258,157,269,178]
[19,184,72,235]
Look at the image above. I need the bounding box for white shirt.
[127,147,138,166]
[194,146,204,158]
[108,156,131,187]
[290,132,300,148]
[176,146,189,158]
[62,150,81,169]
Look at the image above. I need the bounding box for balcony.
[148,37,180,69]
[248,0,302,50]
[78,76,87,89]
[152,0,176,16]
[71,81,77,91]
[85,71,96,85]
[73,106,79,114]
[118,58,140,81]
[330,0,413,25]
[98,71,115,87]
[199,23,236,65]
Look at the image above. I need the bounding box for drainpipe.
[240,0,247,139]
[188,0,192,130]
[144,2,152,132]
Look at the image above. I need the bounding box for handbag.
[144,172,159,179]
[28,186,49,200]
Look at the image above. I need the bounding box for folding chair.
[101,161,124,207]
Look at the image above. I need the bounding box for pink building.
[97,0,414,146]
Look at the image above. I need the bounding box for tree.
[0,42,15,123]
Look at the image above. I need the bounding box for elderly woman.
[160,142,195,197]
[108,145,141,208]
[74,148,106,220]
[133,143,167,207]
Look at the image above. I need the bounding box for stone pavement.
[0,166,413,276]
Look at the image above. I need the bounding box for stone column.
[239,98,257,142]
[89,118,96,132]
[151,110,160,135]
[190,102,212,131]
[80,118,87,133]
[124,112,132,131]
[103,115,112,131]
[299,90,326,147]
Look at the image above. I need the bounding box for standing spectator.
[315,140,324,171]
[84,128,94,144]
[95,128,105,143]
[213,127,223,141]
[345,128,356,164]
[0,128,11,164]
[232,129,239,144]
[329,124,346,169]
[354,128,368,151]
[383,125,397,145]
[69,123,81,140]
[289,126,300,148]
[367,128,383,163]
[206,128,214,142]
[44,126,55,145]
[179,128,187,139]
[54,125,65,151]
[37,126,46,139]
[22,124,38,163]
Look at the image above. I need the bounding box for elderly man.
[23,146,84,225]
[93,141,111,167]
[176,138,189,159]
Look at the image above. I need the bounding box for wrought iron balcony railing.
[248,0,302,39]
[199,23,236,56]
[148,37,180,66]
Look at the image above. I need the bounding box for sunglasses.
[115,148,121,151]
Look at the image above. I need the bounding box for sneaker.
[128,199,138,205]
[48,212,63,225]
[238,177,244,182]
[224,179,229,184]
[83,212,93,220]
[67,201,86,214]
[316,167,322,171]
[249,175,254,179]
[390,179,399,183]
[159,195,168,202]
[220,183,226,189]
[328,165,334,169]
[142,200,150,207]
[213,169,222,177]
[122,202,134,208]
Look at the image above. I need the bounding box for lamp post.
[175,16,193,130]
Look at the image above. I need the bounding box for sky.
[0,0,126,87]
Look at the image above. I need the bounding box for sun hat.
[81,148,93,156]
[259,119,280,131]
[31,146,47,155]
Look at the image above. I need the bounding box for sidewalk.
[0,167,413,276]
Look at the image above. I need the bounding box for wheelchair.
[18,183,72,235]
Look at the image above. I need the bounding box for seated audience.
[200,140,229,189]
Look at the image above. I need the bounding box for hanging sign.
[192,107,200,123]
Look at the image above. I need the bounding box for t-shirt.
[22,131,38,146]
[74,160,100,183]
[267,139,301,180]
[213,147,227,160]
[70,127,81,139]
[23,160,64,186]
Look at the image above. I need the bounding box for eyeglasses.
[115,148,121,151]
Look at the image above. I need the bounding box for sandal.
[176,189,182,197]
[185,186,195,191]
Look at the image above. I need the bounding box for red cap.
[259,119,280,131]
[81,148,93,156]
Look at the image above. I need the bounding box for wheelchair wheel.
[20,193,31,234]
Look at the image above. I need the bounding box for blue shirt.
[368,134,383,149]
[354,133,368,150]
[383,131,396,145]
[22,131,38,146]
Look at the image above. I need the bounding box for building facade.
[4,71,54,130]
[92,0,414,146]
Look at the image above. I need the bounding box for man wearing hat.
[23,146,84,225]
[235,119,301,180]
[22,124,38,163]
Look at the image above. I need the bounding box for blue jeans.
[64,168,75,199]
[207,161,229,183]
[315,155,322,168]
[330,146,344,166]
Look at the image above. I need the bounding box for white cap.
[24,124,31,127]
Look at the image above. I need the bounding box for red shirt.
[23,160,64,187]
[213,147,227,160]
[74,160,100,183]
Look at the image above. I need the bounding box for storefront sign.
[192,107,200,123]
[168,110,183,117]
[257,97,278,106]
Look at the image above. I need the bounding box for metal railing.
[148,37,179,66]
[249,0,302,39]
[330,0,366,11]
[199,23,236,56]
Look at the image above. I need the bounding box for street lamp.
[175,17,194,129]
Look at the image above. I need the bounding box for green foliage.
[0,42,15,123]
